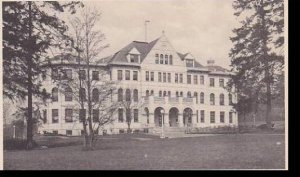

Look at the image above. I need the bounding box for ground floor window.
[65,109,73,123]
[79,109,86,122]
[210,111,215,123]
[53,130,58,135]
[118,109,124,122]
[220,111,225,123]
[134,109,138,123]
[200,110,205,123]
[66,130,72,136]
[52,109,59,123]
[229,112,233,123]
[93,109,99,122]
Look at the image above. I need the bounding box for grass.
[4,133,285,170]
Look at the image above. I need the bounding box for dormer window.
[186,59,194,67]
[130,54,139,63]
[160,54,164,64]
[155,54,159,64]
[165,55,168,64]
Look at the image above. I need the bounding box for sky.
[80,0,239,69]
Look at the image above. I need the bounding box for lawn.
[4,133,285,170]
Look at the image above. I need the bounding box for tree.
[3,1,83,149]
[228,0,284,129]
[52,7,119,150]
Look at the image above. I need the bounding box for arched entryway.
[169,107,179,127]
[183,108,193,126]
[154,107,164,127]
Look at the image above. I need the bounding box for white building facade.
[38,33,238,136]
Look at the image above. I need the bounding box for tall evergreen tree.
[3,1,83,149]
[229,0,284,128]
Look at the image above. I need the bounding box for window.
[52,109,59,123]
[210,93,215,105]
[62,69,72,80]
[79,109,86,122]
[229,93,233,105]
[130,54,139,63]
[79,70,86,80]
[118,109,124,122]
[219,78,224,87]
[200,92,204,104]
[220,94,225,105]
[163,91,167,97]
[186,59,194,67]
[51,68,59,80]
[165,55,168,64]
[179,74,183,83]
[158,72,162,82]
[118,88,123,102]
[125,89,131,101]
[187,91,191,98]
[180,92,183,97]
[92,88,99,102]
[168,91,171,97]
[150,90,154,95]
[210,78,215,87]
[146,90,149,97]
[134,109,138,122]
[220,111,225,123]
[66,130,72,136]
[145,71,149,81]
[125,70,130,80]
[133,89,138,102]
[65,87,72,101]
[200,110,205,123]
[92,71,99,81]
[200,76,204,85]
[65,109,73,123]
[150,72,154,81]
[229,112,233,123]
[168,73,171,83]
[176,91,179,97]
[126,109,131,123]
[162,73,166,82]
[210,111,215,123]
[117,70,123,80]
[155,54,159,64]
[194,92,198,103]
[194,75,198,84]
[175,74,178,83]
[160,54,164,64]
[43,110,47,123]
[79,88,86,101]
[93,109,99,122]
[187,75,191,84]
[133,71,138,81]
[169,55,173,65]
[52,87,58,102]
[159,91,162,97]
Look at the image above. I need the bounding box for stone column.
[164,113,170,127]
[178,113,184,127]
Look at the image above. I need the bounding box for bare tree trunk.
[26,1,34,150]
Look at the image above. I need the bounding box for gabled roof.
[106,38,159,64]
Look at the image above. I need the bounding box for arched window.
[210,93,215,105]
[125,89,131,101]
[52,87,58,102]
[180,91,183,97]
[176,91,179,97]
[187,91,191,98]
[155,54,159,64]
[220,93,224,105]
[169,55,173,65]
[146,90,149,97]
[163,91,167,97]
[200,92,204,104]
[92,88,99,102]
[229,93,233,105]
[65,87,72,101]
[79,88,86,101]
[159,91,162,97]
[133,89,138,102]
[150,90,154,95]
[118,88,123,102]
[165,55,168,64]
[160,54,164,64]
[194,92,198,103]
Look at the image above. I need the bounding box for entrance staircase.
[150,127,188,138]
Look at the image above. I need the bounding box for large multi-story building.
[39,33,238,136]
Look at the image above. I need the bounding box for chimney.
[207,59,215,66]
